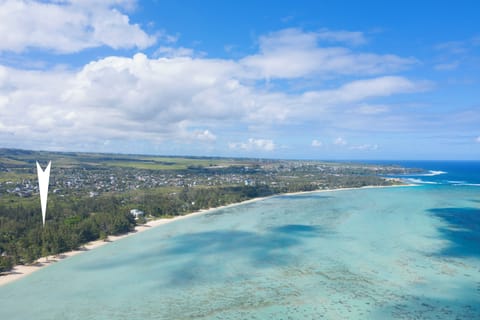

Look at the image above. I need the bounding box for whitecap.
[447,180,466,184]
[405,178,440,185]
[421,170,447,176]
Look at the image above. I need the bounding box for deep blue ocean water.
[0,161,479,319]
[374,160,480,186]
[387,161,480,260]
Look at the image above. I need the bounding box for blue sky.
[0,0,479,159]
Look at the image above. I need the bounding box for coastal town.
[0,151,419,200]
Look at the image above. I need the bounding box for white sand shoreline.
[0,183,415,286]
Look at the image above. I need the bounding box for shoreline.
[0,183,415,287]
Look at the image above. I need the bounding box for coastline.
[0,183,414,287]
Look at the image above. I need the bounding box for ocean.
[375,160,480,186]
[0,161,479,319]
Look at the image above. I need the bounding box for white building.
[130,209,145,219]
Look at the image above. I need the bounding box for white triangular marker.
[36,161,51,227]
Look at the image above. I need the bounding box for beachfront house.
[130,209,145,219]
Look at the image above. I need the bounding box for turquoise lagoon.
[1,162,479,319]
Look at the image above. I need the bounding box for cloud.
[192,130,216,142]
[0,28,432,154]
[302,76,429,106]
[229,138,275,152]
[332,76,427,101]
[0,49,429,152]
[153,46,196,58]
[316,29,367,46]
[476,136,480,143]
[434,61,460,71]
[0,50,288,149]
[0,0,156,53]
[241,28,416,79]
[334,137,347,146]
[433,37,480,73]
[355,104,389,115]
[434,36,480,55]
[349,144,378,151]
[435,41,468,54]
[311,139,323,147]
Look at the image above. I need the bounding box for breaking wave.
[405,178,440,185]
[419,170,447,176]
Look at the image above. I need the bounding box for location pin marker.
[36,161,51,227]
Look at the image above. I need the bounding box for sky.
[0,0,479,160]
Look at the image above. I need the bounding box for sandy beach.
[0,184,414,287]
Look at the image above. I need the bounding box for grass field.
[0,149,252,171]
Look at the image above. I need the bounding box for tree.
[0,256,13,273]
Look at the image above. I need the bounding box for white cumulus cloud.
[334,137,347,146]
[192,130,216,142]
[0,0,156,53]
[229,138,276,152]
[153,46,196,58]
[311,140,323,147]
[302,76,430,106]
[0,28,434,154]
[241,28,416,79]
[316,29,367,46]
[355,104,389,115]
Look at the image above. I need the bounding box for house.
[130,209,145,219]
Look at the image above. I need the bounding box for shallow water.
[1,183,479,319]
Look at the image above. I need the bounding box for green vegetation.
[0,148,421,274]
[0,194,135,266]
